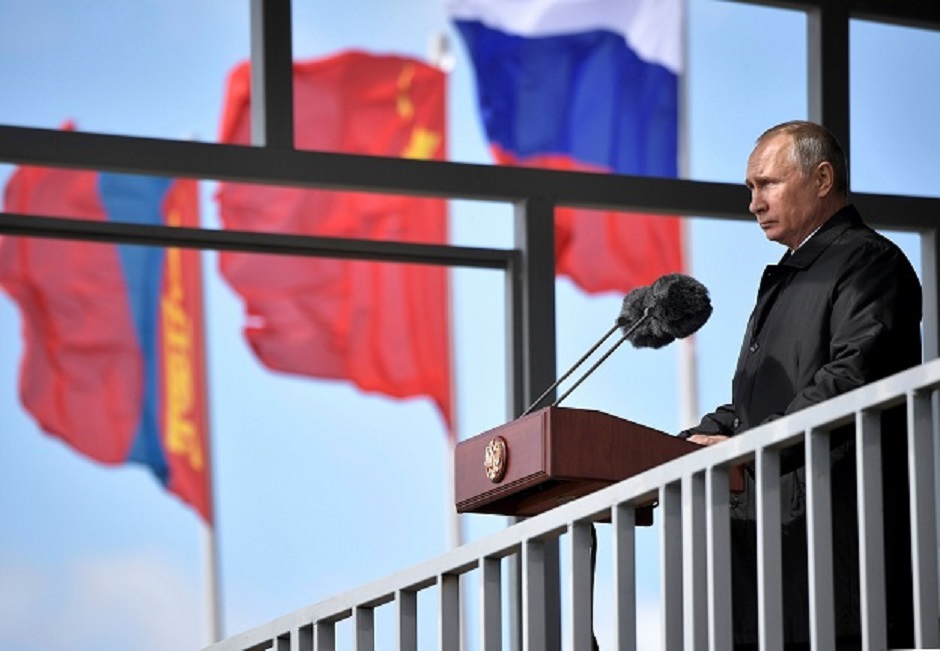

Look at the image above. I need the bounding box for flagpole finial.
[429,31,455,72]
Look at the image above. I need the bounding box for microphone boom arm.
[520,309,652,416]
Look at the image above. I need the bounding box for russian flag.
[0,142,212,521]
[450,0,685,292]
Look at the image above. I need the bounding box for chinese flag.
[216,50,453,434]
[0,147,212,522]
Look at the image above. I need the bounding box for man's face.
[745,134,826,250]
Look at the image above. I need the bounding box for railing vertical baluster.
[909,390,940,647]
[806,427,835,651]
[398,589,418,651]
[613,503,636,651]
[857,409,887,649]
[316,620,335,651]
[682,473,707,649]
[481,557,502,651]
[706,466,732,651]
[524,538,547,651]
[274,633,290,651]
[661,483,683,651]
[568,522,594,651]
[291,624,313,651]
[354,606,374,651]
[757,447,783,651]
[440,574,461,651]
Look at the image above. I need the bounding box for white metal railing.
[207,359,940,651]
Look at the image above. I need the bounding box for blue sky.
[0,1,938,649]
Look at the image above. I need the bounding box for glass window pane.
[687,0,807,185]
[0,3,249,141]
[850,19,940,198]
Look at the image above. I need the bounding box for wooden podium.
[455,406,701,518]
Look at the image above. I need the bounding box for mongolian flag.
[0,151,212,522]
[216,50,453,435]
[450,0,686,293]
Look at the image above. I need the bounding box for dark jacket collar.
[778,204,862,269]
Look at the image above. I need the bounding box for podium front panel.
[454,407,699,517]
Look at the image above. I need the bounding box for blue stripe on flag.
[98,173,172,482]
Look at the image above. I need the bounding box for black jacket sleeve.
[679,403,735,438]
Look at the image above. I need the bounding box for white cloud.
[0,551,203,651]
[0,562,47,639]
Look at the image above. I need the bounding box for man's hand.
[686,433,730,446]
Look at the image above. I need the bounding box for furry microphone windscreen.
[618,285,675,349]
[648,273,713,339]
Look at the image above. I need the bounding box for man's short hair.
[758,120,849,196]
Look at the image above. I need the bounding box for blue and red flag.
[0,140,212,522]
[449,0,686,293]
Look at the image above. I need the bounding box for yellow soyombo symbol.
[161,206,203,471]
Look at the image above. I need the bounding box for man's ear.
[815,161,835,196]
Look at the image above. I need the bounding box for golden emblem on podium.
[483,436,508,483]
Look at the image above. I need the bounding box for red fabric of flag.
[490,152,685,294]
[216,50,453,434]
[555,207,684,293]
[1,164,143,460]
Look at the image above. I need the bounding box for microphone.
[520,273,712,416]
[621,273,713,349]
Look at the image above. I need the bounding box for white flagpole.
[182,167,223,645]
[442,260,467,651]
[204,519,223,643]
[201,395,222,644]
[429,28,463,553]
[200,283,223,645]
[431,31,466,648]
[443,271,462,553]
[677,0,699,430]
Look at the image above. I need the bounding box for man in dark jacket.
[681,121,922,649]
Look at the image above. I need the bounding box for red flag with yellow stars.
[216,51,453,436]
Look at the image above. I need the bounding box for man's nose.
[749,190,764,216]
